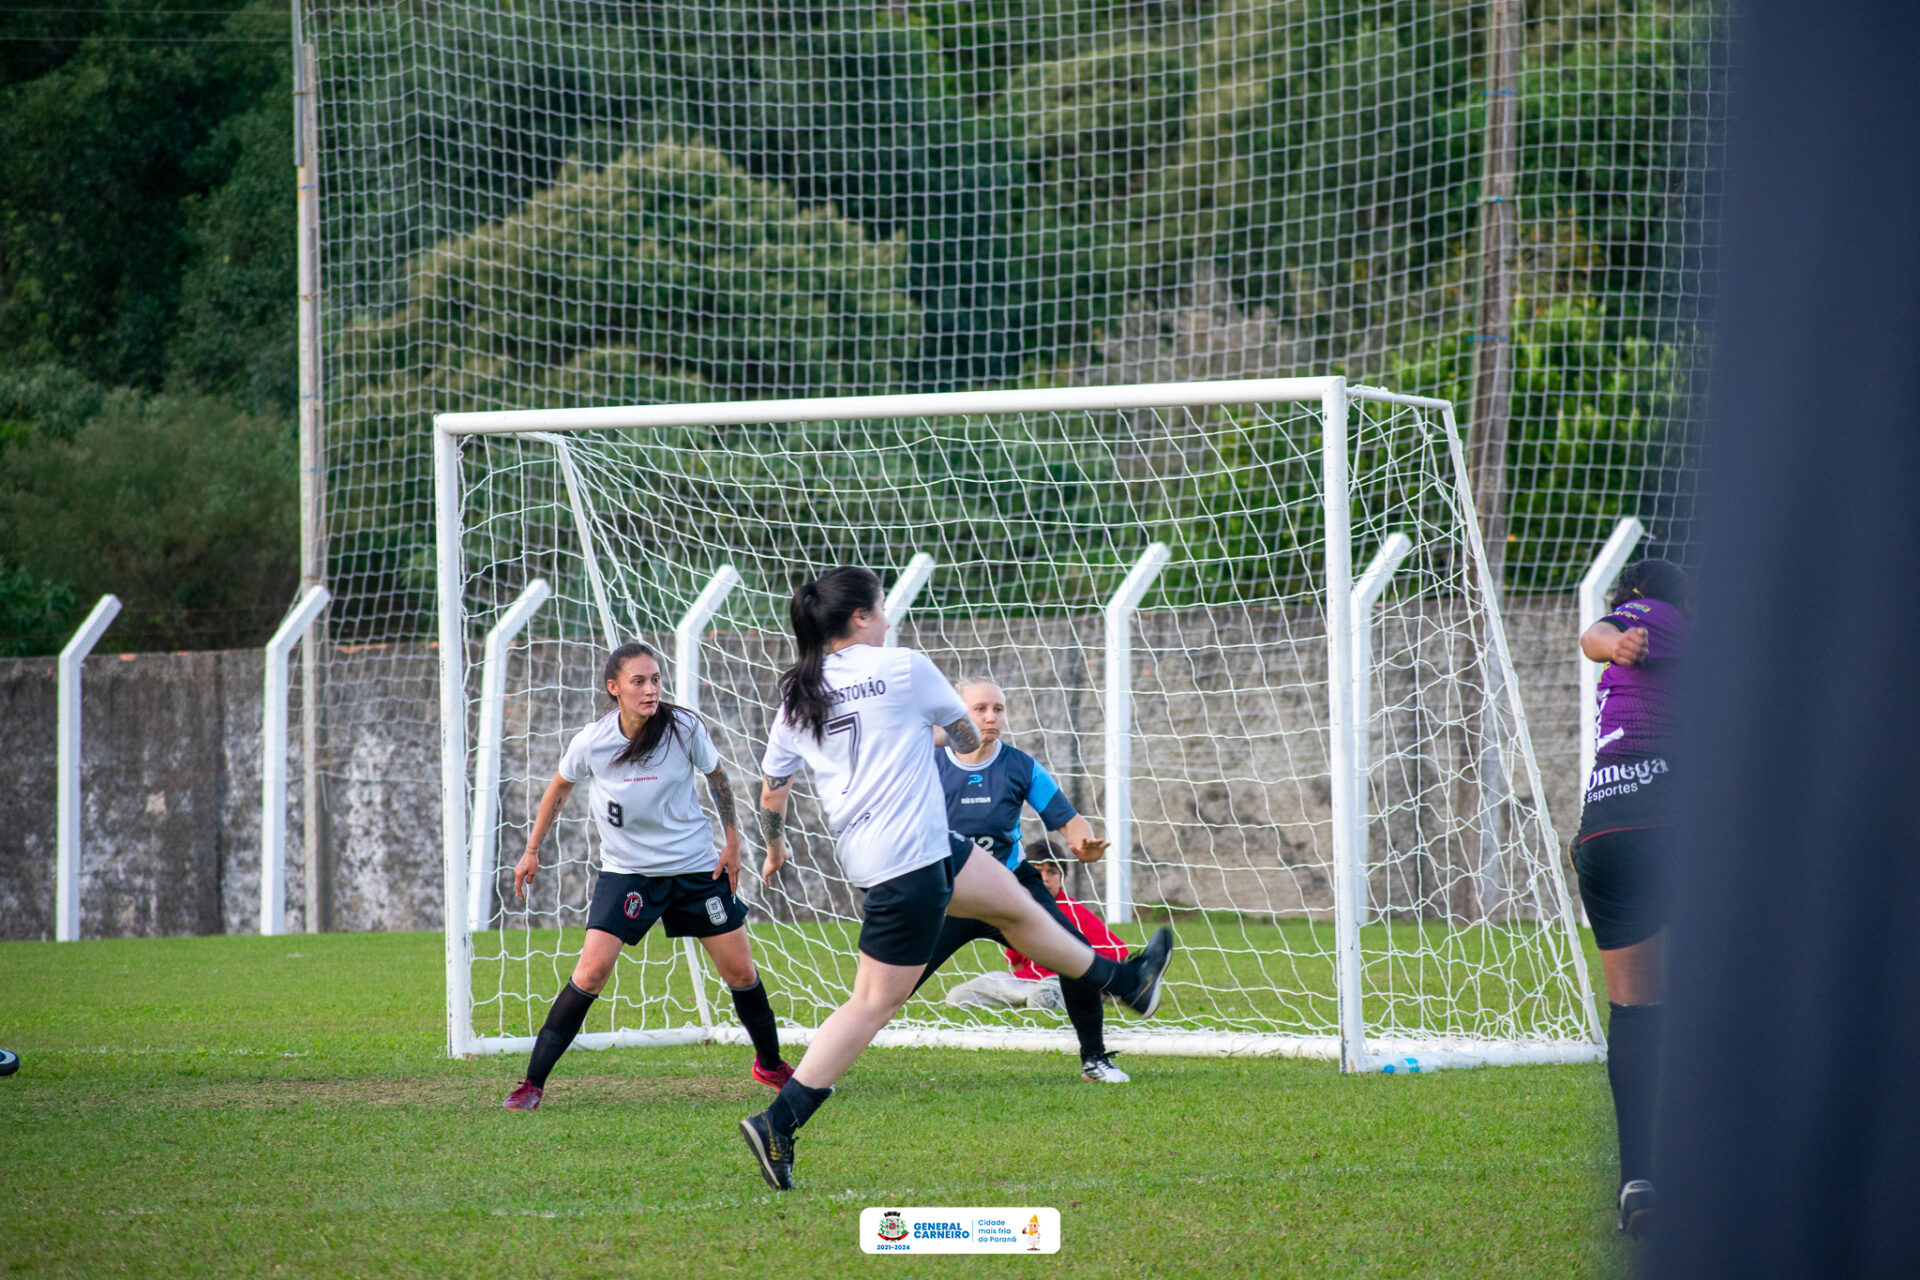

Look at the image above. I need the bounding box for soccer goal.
[432,378,1603,1072]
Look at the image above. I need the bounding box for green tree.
[0,382,298,654]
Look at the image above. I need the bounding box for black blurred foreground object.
[1657,1,1920,1275]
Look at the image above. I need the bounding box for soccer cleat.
[502,1079,543,1111]
[751,1059,796,1089]
[1618,1179,1654,1238]
[739,1111,795,1190]
[1080,1052,1130,1084]
[1116,926,1176,1017]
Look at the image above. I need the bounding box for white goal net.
[435,378,1601,1070]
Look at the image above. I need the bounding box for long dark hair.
[778,566,882,740]
[601,641,690,765]
[1608,558,1691,613]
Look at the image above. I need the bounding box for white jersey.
[760,645,969,889]
[558,708,722,876]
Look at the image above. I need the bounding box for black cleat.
[1118,926,1176,1017]
[1618,1179,1654,1238]
[740,1110,795,1191]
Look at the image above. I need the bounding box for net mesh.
[294,0,1720,1018]
[451,392,1596,1055]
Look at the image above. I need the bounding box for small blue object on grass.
[0,1048,18,1077]
[1379,1056,1422,1074]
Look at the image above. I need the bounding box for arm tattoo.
[706,767,737,830]
[763,773,793,791]
[943,715,981,755]
[757,805,785,845]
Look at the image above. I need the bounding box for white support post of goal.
[56,594,121,943]
[882,552,937,631]
[673,565,741,1034]
[435,426,475,1056]
[1321,385,1370,1073]
[466,579,551,932]
[1103,542,1171,926]
[1578,517,1644,790]
[1350,533,1414,919]
[261,584,332,936]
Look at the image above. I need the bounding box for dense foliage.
[0,0,1718,652]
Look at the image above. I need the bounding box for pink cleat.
[751,1060,796,1089]
[502,1079,544,1111]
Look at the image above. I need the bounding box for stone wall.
[0,597,1589,940]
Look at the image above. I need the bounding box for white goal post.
[434,377,1604,1072]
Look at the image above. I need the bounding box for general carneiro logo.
[860,1207,1059,1254]
[877,1211,909,1242]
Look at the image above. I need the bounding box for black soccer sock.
[1079,954,1132,1000]
[1606,1002,1665,1186]
[767,1078,833,1139]
[730,979,784,1071]
[1060,973,1106,1060]
[525,981,597,1088]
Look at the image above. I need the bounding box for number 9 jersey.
[760,646,968,889]
[558,707,722,876]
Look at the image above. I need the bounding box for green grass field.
[2,931,1634,1278]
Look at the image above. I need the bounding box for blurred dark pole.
[1656,2,1920,1276]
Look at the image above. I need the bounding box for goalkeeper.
[917,679,1131,1084]
[500,642,792,1112]
[1574,558,1689,1238]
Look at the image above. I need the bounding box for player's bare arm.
[708,766,743,892]
[1581,620,1649,666]
[1062,814,1107,863]
[943,715,982,755]
[514,773,575,898]
[759,774,794,885]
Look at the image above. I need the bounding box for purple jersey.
[1592,596,1688,760]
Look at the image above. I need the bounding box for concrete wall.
[0,597,1589,940]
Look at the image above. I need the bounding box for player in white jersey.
[499,641,791,1111]
[737,567,1175,1190]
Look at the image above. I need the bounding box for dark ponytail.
[601,641,690,765]
[778,566,883,741]
[1607,558,1691,613]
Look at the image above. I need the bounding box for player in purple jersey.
[1574,557,1689,1239]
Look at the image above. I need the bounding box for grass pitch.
[2,931,1633,1277]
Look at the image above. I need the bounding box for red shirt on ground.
[1006,894,1128,979]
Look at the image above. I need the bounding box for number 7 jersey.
[760,645,969,888]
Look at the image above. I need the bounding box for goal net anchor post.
[1102,542,1171,926]
[883,552,937,630]
[466,578,551,933]
[261,583,331,937]
[673,564,742,1035]
[1350,531,1415,921]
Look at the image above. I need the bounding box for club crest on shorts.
[623,891,644,919]
[705,895,728,926]
[877,1211,909,1243]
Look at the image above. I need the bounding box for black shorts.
[857,844,970,967]
[1573,826,1669,952]
[586,870,747,945]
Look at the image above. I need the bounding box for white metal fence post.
[672,565,742,1036]
[261,584,332,936]
[56,595,121,942]
[466,579,551,931]
[434,424,474,1056]
[1350,533,1414,922]
[1102,542,1171,926]
[1578,517,1645,790]
[882,553,936,631]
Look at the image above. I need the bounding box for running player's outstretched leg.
[504,929,622,1110]
[700,927,794,1088]
[948,852,1174,1017]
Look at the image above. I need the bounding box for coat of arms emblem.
[877,1210,909,1242]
